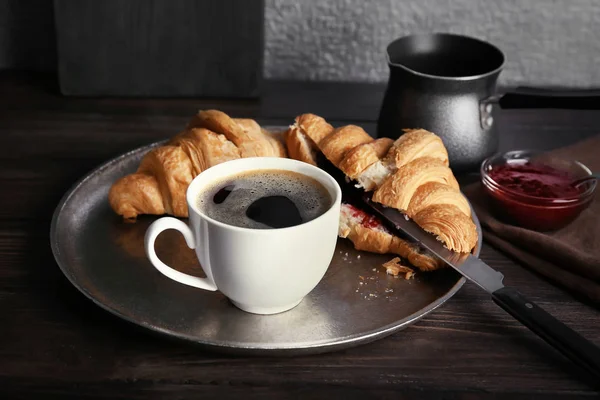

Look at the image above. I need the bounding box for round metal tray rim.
[50,133,480,355]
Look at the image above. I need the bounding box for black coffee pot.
[377,33,600,172]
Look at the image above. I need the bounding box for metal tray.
[50,136,482,356]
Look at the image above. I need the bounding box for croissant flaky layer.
[284,114,478,253]
[282,113,334,166]
[108,110,286,221]
[413,204,478,253]
[338,138,394,179]
[319,125,373,167]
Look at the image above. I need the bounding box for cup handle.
[144,217,217,291]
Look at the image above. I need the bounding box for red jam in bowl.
[488,162,581,199]
[481,151,596,231]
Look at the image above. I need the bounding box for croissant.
[319,125,373,167]
[339,203,443,271]
[285,127,318,166]
[346,129,450,191]
[407,181,471,218]
[285,116,477,253]
[168,128,241,175]
[284,113,335,165]
[338,138,394,180]
[371,157,459,211]
[188,110,287,158]
[109,110,285,221]
[412,204,478,253]
[386,129,449,168]
[369,139,477,253]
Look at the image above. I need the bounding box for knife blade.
[364,195,505,293]
[356,192,600,383]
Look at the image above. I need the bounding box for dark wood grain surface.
[1,72,599,399]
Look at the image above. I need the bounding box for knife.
[359,193,600,382]
[317,154,600,381]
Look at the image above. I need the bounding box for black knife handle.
[492,286,600,380]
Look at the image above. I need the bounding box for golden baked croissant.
[109,110,285,221]
[412,204,477,253]
[351,129,450,191]
[339,203,443,271]
[168,128,241,175]
[371,157,459,211]
[338,138,394,181]
[319,125,374,167]
[386,128,449,169]
[285,116,477,253]
[284,113,334,165]
[188,110,287,158]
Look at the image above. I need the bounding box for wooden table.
[1,72,599,399]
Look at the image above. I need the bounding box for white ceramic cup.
[144,157,342,315]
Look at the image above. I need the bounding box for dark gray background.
[2,0,599,88]
[0,0,56,71]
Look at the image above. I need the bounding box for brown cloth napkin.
[463,135,600,308]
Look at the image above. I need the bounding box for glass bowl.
[480,150,596,231]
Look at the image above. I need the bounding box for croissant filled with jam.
[285,114,477,254]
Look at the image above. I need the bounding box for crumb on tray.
[382,257,415,280]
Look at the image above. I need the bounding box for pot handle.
[484,87,600,110]
[479,86,600,130]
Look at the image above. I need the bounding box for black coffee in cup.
[197,169,332,229]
